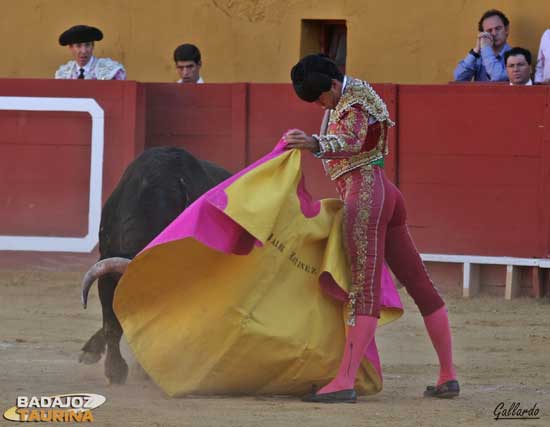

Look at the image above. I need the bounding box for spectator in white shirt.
[173,44,204,84]
[535,29,550,84]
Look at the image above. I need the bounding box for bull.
[79,146,231,384]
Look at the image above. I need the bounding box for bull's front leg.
[98,275,128,384]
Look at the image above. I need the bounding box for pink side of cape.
[142,140,289,255]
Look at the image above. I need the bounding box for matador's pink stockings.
[318,315,378,394]
[423,305,457,386]
[318,306,456,394]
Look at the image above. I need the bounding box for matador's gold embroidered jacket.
[313,77,395,180]
[55,57,126,80]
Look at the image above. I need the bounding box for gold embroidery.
[315,78,395,180]
[333,79,394,126]
[339,166,375,325]
[321,78,394,323]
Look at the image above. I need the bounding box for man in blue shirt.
[454,9,511,82]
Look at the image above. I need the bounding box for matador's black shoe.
[301,385,357,403]
[424,380,460,398]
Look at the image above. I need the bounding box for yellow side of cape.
[114,150,402,396]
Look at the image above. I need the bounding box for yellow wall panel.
[1,0,549,83]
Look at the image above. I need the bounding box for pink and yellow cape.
[114,140,403,397]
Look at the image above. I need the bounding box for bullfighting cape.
[114,140,403,397]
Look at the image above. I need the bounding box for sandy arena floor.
[0,256,548,427]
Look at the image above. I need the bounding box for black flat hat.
[59,25,103,46]
[291,54,337,102]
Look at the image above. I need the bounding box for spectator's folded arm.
[453,53,477,81]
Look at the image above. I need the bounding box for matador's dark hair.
[290,54,343,102]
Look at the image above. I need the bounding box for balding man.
[454,9,511,82]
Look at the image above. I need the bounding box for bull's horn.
[81,257,131,309]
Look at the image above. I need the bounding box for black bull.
[80,147,231,384]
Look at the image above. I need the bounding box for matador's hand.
[283,129,320,152]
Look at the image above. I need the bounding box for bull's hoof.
[78,350,102,365]
[130,361,151,382]
[81,328,105,363]
[105,356,128,385]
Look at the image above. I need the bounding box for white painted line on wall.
[0,96,104,253]
[422,253,550,268]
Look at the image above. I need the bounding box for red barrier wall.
[144,83,397,200]
[398,85,550,258]
[144,83,246,173]
[0,79,144,237]
[2,80,549,259]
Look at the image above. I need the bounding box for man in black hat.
[285,54,459,403]
[55,25,126,80]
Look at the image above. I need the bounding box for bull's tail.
[81,258,131,308]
